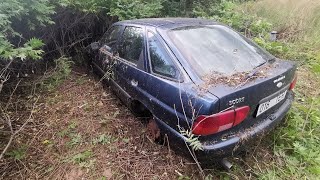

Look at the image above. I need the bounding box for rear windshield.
[167,25,273,76]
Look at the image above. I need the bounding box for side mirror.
[103,45,112,53]
[90,42,100,51]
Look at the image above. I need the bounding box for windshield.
[167,25,274,76]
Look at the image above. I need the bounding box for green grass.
[267,92,320,178]
[242,0,320,48]
[237,0,320,179]
[194,1,320,178]
[68,150,96,169]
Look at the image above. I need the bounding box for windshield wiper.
[246,57,275,79]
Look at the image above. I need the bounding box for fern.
[180,129,204,151]
[25,38,45,49]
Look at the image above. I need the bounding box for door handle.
[131,79,138,87]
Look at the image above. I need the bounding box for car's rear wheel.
[146,117,165,144]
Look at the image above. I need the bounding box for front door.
[115,25,146,100]
[95,25,122,72]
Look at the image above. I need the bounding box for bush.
[0,0,54,60]
[40,57,73,91]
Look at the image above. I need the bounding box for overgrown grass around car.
[222,0,320,179]
[194,0,320,178]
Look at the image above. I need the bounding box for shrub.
[0,0,54,60]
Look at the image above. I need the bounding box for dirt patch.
[0,67,283,180]
[0,68,203,180]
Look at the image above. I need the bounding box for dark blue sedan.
[88,18,297,165]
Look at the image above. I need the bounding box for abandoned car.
[87,18,297,164]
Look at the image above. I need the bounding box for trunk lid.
[207,60,296,119]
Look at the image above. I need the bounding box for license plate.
[256,90,287,117]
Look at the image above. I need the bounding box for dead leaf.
[65,168,84,180]
[102,168,112,179]
[97,101,104,107]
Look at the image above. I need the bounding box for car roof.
[114,18,218,29]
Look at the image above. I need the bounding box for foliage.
[6,146,27,160]
[69,150,95,169]
[193,0,290,58]
[269,96,320,178]
[180,129,203,151]
[193,0,320,179]
[41,57,73,91]
[92,134,115,145]
[58,0,163,21]
[67,133,82,147]
[253,37,289,57]
[243,0,320,46]
[70,150,93,163]
[0,0,54,60]
[0,0,166,62]
[109,0,163,20]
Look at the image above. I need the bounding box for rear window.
[167,25,273,76]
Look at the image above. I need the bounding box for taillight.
[192,106,250,136]
[289,75,297,90]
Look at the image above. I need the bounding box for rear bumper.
[155,91,294,163]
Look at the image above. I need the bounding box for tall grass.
[243,0,320,47]
[237,0,320,179]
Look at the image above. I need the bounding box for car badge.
[274,75,285,83]
[276,82,283,88]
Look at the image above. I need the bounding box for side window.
[101,26,121,49]
[147,32,179,79]
[119,26,144,64]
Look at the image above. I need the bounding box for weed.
[205,175,213,180]
[57,122,83,147]
[67,133,82,147]
[57,129,69,137]
[79,159,96,170]
[243,0,320,45]
[122,138,130,144]
[75,76,86,85]
[68,122,77,129]
[180,129,203,151]
[92,134,115,145]
[270,96,320,178]
[41,57,73,91]
[6,146,27,160]
[83,103,91,112]
[68,150,96,170]
[44,166,54,174]
[47,95,60,105]
[57,122,77,137]
[253,37,289,57]
[177,175,191,180]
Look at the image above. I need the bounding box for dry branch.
[0,97,38,160]
[0,78,39,160]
